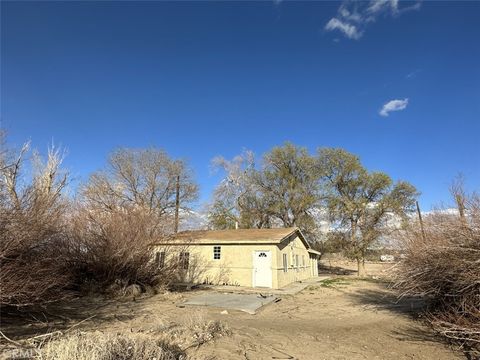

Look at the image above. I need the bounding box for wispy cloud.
[325,18,362,40]
[325,0,421,40]
[406,69,422,79]
[379,98,409,117]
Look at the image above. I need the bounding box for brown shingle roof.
[160,227,302,245]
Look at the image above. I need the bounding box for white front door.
[253,250,272,288]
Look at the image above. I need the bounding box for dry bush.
[161,311,231,349]
[39,332,185,360]
[0,207,73,307]
[68,147,199,294]
[65,207,181,293]
[0,136,196,307]
[0,137,73,307]
[394,191,480,355]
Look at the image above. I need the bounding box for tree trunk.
[357,257,366,277]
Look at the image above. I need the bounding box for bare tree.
[208,150,266,229]
[81,147,198,233]
[450,173,467,220]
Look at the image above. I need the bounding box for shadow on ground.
[347,286,426,316]
[0,295,148,340]
[391,325,473,359]
[318,263,357,276]
[345,282,470,358]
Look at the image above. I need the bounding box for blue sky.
[1,1,479,210]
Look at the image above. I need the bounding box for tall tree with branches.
[208,150,270,229]
[255,143,321,236]
[209,143,322,238]
[317,148,418,276]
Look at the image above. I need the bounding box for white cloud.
[325,18,362,40]
[379,98,409,117]
[325,0,421,40]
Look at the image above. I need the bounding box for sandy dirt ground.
[0,263,464,360]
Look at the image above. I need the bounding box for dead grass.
[40,332,185,360]
[9,310,231,360]
[162,311,231,350]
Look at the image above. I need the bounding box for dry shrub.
[40,332,185,360]
[0,206,72,307]
[0,138,73,307]
[394,192,480,356]
[66,207,181,293]
[160,311,231,349]
[1,135,194,308]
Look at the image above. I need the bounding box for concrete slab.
[181,292,278,314]
[200,276,331,296]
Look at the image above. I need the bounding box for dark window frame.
[156,251,166,268]
[179,252,190,270]
[213,246,221,260]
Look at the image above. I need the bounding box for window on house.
[295,255,299,270]
[302,255,305,268]
[155,252,165,268]
[282,253,288,273]
[179,252,189,270]
[213,246,221,260]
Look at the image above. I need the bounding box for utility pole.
[416,201,426,241]
[174,173,180,234]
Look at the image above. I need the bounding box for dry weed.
[33,312,230,360]
[39,331,185,360]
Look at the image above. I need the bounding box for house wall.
[154,244,277,288]
[154,236,318,289]
[274,235,313,289]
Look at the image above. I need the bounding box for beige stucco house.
[154,227,320,289]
